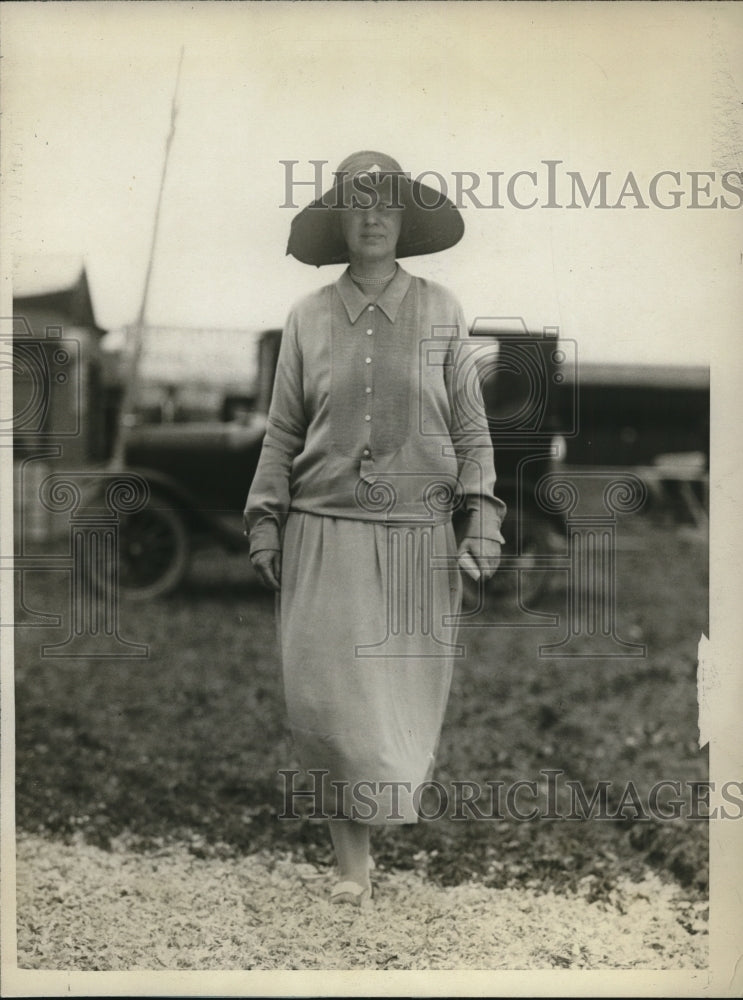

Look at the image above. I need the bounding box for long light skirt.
[279,512,462,824]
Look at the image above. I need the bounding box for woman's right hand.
[251,549,281,591]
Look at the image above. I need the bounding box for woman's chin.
[354,246,396,264]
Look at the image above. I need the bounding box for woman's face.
[340,198,403,265]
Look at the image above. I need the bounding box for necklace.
[349,266,397,286]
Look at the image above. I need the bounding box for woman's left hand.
[457,537,502,581]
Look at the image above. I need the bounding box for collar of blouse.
[336,265,412,324]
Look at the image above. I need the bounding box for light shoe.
[329,854,376,906]
[330,879,373,907]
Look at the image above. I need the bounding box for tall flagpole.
[110,46,185,468]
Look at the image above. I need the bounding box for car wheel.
[115,494,191,600]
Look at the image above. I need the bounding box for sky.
[2,1,742,367]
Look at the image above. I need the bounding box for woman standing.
[245,151,506,905]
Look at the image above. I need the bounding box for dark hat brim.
[286,174,465,267]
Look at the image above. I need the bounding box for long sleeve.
[446,310,507,544]
[244,311,307,556]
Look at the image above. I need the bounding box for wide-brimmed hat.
[286,151,465,267]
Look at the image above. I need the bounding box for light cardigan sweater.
[245,265,506,555]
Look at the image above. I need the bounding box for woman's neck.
[348,263,398,300]
[347,255,397,282]
[348,259,398,301]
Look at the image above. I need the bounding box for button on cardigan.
[245,265,506,555]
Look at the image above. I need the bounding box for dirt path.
[14,833,707,971]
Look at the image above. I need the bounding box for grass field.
[14,510,709,904]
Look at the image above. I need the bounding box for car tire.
[114,493,191,600]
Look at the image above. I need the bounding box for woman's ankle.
[337,859,371,888]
